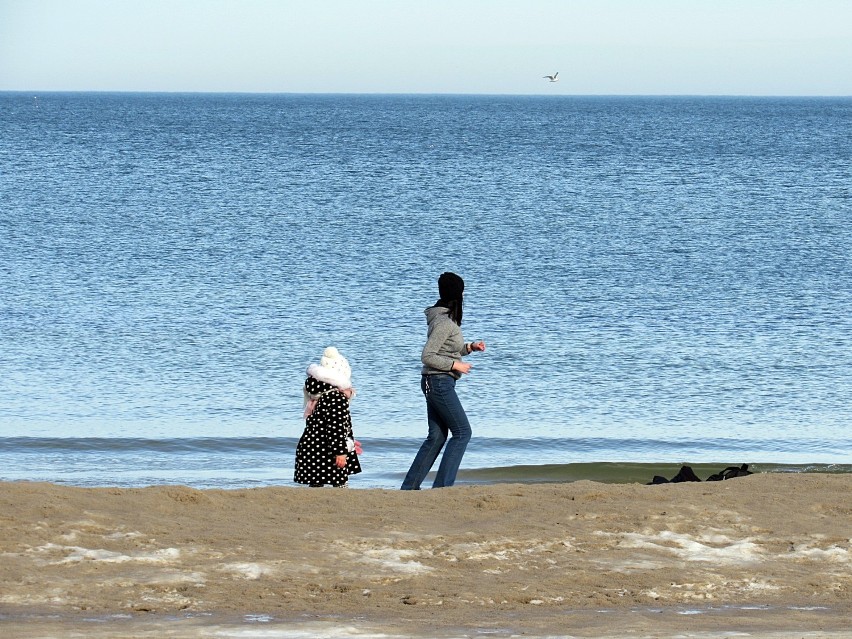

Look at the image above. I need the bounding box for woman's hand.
[335,454,348,468]
[470,341,486,352]
[452,361,473,374]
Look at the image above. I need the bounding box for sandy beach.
[1,474,851,638]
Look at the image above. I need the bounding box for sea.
[1,92,850,489]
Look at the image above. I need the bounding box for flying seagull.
[543,72,559,82]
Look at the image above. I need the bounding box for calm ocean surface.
[1,93,850,488]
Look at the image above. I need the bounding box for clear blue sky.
[2,0,850,95]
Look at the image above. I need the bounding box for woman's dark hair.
[437,272,464,325]
[437,298,463,326]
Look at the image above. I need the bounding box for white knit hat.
[306,346,352,389]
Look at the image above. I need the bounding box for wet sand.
[1,474,850,637]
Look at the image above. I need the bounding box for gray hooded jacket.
[420,305,469,379]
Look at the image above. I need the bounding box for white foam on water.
[358,548,433,575]
[32,543,180,564]
[218,562,276,580]
[212,624,412,638]
[131,569,207,585]
[742,581,781,592]
[105,530,146,540]
[615,530,763,564]
[789,545,851,562]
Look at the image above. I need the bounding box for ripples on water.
[1,94,850,475]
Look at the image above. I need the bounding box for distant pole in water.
[33,96,39,109]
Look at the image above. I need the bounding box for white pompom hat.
[306,346,352,389]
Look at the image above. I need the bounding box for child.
[294,346,362,487]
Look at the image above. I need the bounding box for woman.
[295,346,362,488]
[401,272,485,490]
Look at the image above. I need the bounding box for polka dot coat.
[294,376,362,487]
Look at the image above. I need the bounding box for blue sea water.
[1,93,850,488]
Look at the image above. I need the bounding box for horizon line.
[3,90,851,99]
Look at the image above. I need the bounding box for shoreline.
[2,475,851,637]
[4,454,852,492]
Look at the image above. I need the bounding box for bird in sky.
[543,72,559,82]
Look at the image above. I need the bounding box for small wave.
[459,462,852,485]
[3,435,851,458]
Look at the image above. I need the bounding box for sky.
[1,0,851,95]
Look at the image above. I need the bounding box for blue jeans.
[401,374,472,490]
